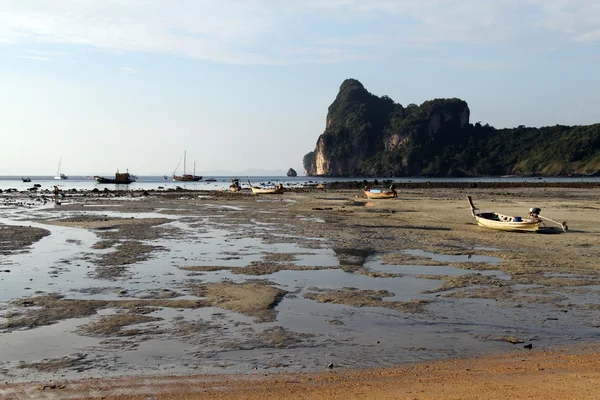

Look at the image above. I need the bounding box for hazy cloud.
[23,49,69,57]
[14,55,51,61]
[416,56,511,70]
[119,66,138,74]
[0,0,598,64]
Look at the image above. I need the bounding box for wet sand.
[1,185,600,396]
[3,345,600,399]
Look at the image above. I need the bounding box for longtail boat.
[229,178,241,192]
[467,196,567,233]
[364,187,397,199]
[248,180,284,194]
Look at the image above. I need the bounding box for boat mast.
[183,151,186,175]
[194,161,196,178]
[57,157,62,176]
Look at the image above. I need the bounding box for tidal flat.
[1,185,600,385]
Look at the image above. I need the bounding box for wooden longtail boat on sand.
[364,188,397,199]
[467,196,567,233]
[364,184,397,199]
[248,180,284,194]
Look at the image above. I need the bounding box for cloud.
[0,0,598,64]
[14,55,51,61]
[416,56,511,70]
[23,49,69,57]
[14,49,69,61]
[119,66,138,74]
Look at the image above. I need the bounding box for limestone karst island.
[303,79,600,177]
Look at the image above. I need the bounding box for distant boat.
[96,170,136,184]
[22,177,31,183]
[54,157,68,180]
[229,178,241,192]
[172,151,202,181]
[205,178,217,182]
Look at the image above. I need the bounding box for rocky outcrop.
[286,168,297,177]
[303,79,470,176]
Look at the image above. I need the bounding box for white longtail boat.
[467,196,567,233]
[248,180,284,194]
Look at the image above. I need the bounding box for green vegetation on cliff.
[303,79,600,177]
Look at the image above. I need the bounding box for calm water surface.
[2,175,599,192]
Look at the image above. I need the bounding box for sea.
[1,175,599,192]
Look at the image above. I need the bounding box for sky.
[1,0,599,176]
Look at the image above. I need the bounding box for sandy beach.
[1,184,600,398]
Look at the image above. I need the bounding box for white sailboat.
[54,157,68,180]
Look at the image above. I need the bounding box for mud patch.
[510,272,599,287]
[445,286,568,304]
[0,225,50,255]
[181,263,333,276]
[96,221,180,242]
[172,319,219,341]
[258,326,313,348]
[3,295,103,330]
[262,253,300,263]
[417,273,510,294]
[16,353,93,373]
[78,313,162,337]
[45,216,169,231]
[188,281,288,322]
[137,289,182,299]
[94,241,165,270]
[1,295,204,331]
[304,287,431,313]
[380,252,448,267]
[92,240,117,250]
[475,334,527,344]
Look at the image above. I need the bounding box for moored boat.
[96,170,136,184]
[173,174,202,182]
[172,151,202,181]
[467,196,567,233]
[54,157,68,180]
[229,178,241,192]
[22,177,31,183]
[364,184,397,199]
[248,180,284,194]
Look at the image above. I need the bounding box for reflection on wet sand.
[1,186,600,383]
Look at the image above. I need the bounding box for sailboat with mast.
[172,151,202,182]
[54,157,68,180]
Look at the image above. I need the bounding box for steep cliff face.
[303,79,470,176]
[313,137,330,176]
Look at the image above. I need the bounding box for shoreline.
[1,180,599,200]
[3,344,600,399]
